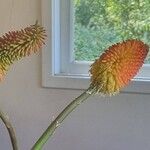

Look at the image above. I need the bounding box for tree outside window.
[74,0,150,63]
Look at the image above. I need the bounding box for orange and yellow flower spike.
[90,39,149,95]
[0,21,46,81]
[31,39,149,149]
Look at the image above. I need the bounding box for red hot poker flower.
[90,39,149,95]
[0,22,46,81]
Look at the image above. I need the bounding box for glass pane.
[73,0,150,63]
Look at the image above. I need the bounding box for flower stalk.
[0,109,18,150]
[31,86,96,150]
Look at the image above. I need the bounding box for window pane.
[73,0,150,63]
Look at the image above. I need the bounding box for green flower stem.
[31,86,95,150]
[0,109,18,150]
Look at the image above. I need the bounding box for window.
[42,0,150,93]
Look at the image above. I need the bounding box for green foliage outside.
[74,0,150,63]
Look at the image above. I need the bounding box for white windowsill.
[42,68,150,94]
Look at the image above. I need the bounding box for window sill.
[42,73,150,94]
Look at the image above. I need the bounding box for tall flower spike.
[90,39,149,95]
[0,21,46,81]
[31,40,149,149]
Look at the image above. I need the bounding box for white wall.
[0,0,150,150]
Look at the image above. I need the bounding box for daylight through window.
[73,0,150,63]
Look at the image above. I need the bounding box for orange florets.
[0,22,46,81]
[90,39,149,95]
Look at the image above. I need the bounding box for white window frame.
[42,0,150,94]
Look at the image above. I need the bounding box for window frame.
[42,0,150,94]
